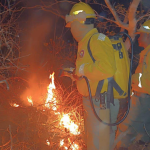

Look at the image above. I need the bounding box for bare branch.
[120,14,128,32]
[96,15,118,24]
[85,0,92,3]
[137,12,150,22]
[0,80,9,90]
[128,0,141,35]
[9,125,13,150]
[124,0,141,51]
[128,0,141,22]
[41,6,65,19]
[104,0,128,29]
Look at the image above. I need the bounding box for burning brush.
[10,72,85,149]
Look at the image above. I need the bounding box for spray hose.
[61,32,133,126]
[81,32,133,126]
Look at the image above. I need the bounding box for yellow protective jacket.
[132,45,150,94]
[75,28,116,97]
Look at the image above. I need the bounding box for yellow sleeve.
[82,34,116,81]
[141,51,150,89]
[147,51,150,73]
[131,73,140,89]
[132,51,150,93]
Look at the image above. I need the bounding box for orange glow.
[64,146,68,150]
[27,96,33,106]
[60,138,79,150]
[11,72,80,149]
[45,72,57,110]
[46,139,50,146]
[60,114,80,135]
[60,139,64,146]
[71,143,79,150]
[11,103,19,107]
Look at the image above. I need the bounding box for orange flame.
[46,139,50,146]
[11,103,19,107]
[46,73,79,149]
[23,72,80,149]
[60,114,80,135]
[27,96,33,106]
[60,138,79,150]
[71,143,79,150]
[60,139,64,146]
[45,72,57,110]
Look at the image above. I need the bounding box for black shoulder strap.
[87,34,97,63]
[87,33,126,98]
[87,33,105,96]
[95,80,104,99]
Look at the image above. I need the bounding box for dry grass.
[0,78,85,150]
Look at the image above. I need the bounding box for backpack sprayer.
[60,32,133,126]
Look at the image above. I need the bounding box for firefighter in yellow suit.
[116,20,150,149]
[65,2,121,150]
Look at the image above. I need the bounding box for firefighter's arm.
[132,73,139,84]
[140,52,150,91]
[132,51,150,92]
[131,73,140,91]
[139,51,150,83]
[76,35,116,81]
[147,51,150,73]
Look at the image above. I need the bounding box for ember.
[46,139,50,146]
[71,143,79,150]
[11,103,19,107]
[60,139,64,146]
[60,114,80,135]
[27,96,33,106]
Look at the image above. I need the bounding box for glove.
[58,60,76,81]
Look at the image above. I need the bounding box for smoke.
[20,75,48,106]
[19,4,55,106]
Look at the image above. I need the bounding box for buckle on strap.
[108,77,126,96]
[99,91,107,109]
[95,77,126,107]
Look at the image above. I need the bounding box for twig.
[128,0,141,35]
[0,80,9,90]
[9,125,13,150]
[7,0,11,15]
[104,0,128,29]
[0,140,11,148]
[137,13,150,22]
[120,13,128,32]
